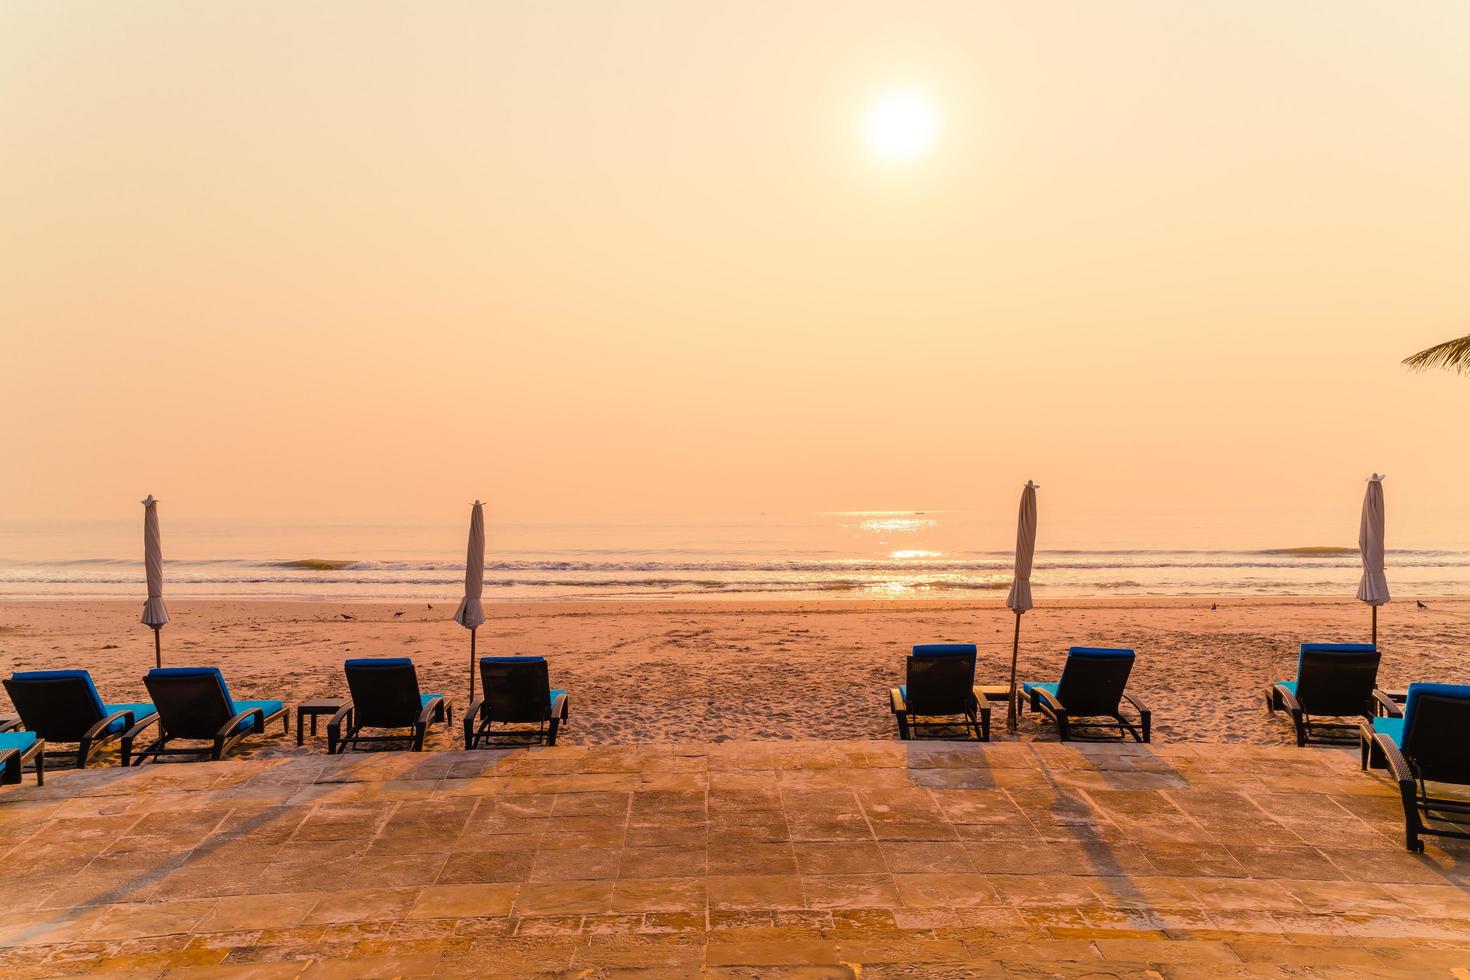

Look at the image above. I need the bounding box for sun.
[865,90,937,162]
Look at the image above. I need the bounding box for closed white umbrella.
[453,501,487,700]
[1005,481,1038,734]
[1357,474,1390,645]
[140,495,169,668]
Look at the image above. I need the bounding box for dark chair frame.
[1,741,45,787]
[2,673,152,769]
[1027,649,1151,743]
[889,646,990,742]
[1360,687,1470,853]
[328,660,449,754]
[1265,644,1385,746]
[0,718,45,786]
[123,671,287,765]
[463,657,569,749]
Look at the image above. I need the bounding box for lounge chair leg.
[1398,781,1425,852]
[34,749,44,786]
[895,713,910,741]
[1056,713,1070,742]
[132,736,163,766]
[547,718,560,747]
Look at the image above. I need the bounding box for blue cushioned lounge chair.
[464,656,570,749]
[3,670,155,768]
[888,644,989,742]
[1023,647,1150,742]
[328,658,449,753]
[1266,643,1387,746]
[1361,682,1470,852]
[0,730,45,786]
[125,667,286,765]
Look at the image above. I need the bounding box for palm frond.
[1403,334,1470,374]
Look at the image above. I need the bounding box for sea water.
[3,512,1469,602]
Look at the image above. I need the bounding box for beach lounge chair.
[1266,643,1387,746]
[327,658,449,753]
[889,644,990,742]
[3,669,155,768]
[124,667,286,765]
[1023,647,1151,742]
[0,731,45,786]
[1360,683,1470,852]
[463,656,570,749]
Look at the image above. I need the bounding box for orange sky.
[4,2,1469,545]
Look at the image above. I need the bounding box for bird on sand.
[426,603,434,610]
[340,613,354,620]
[1210,603,1217,611]
[393,611,405,617]
[1418,600,1429,609]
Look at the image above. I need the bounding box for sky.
[3,1,1469,548]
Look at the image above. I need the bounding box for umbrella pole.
[152,626,161,670]
[1372,606,1377,647]
[1008,610,1022,735]
[469,627,477,702]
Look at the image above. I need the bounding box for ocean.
[4,512,1469,602]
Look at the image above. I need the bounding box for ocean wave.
[909,579,1011,591]
[0,573,898,591]
[14,548,1470,577]
[242,555,1470,574]
[272,559,358,571]
[5,546,1470,601]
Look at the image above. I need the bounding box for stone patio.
[3,739,1470,977]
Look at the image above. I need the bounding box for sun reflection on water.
[859,517,936,534]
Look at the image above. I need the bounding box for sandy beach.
[3,596,1468,754]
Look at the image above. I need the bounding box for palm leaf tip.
[1403,334,1470,374]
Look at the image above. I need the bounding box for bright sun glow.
[865,90,937,162]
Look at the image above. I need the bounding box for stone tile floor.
[3,739,1470,977]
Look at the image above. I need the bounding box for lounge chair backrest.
[144,667,236,740]
[1295,643,1379,716]
[4,670,106,741]
[1056,647,1135,716]
[344,658,424,729]
[1402,682,1470,784]
[480,657,552,723]
[905,644,976,716]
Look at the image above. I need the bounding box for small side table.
[975,685,1015,711]
[298,698,349,746]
